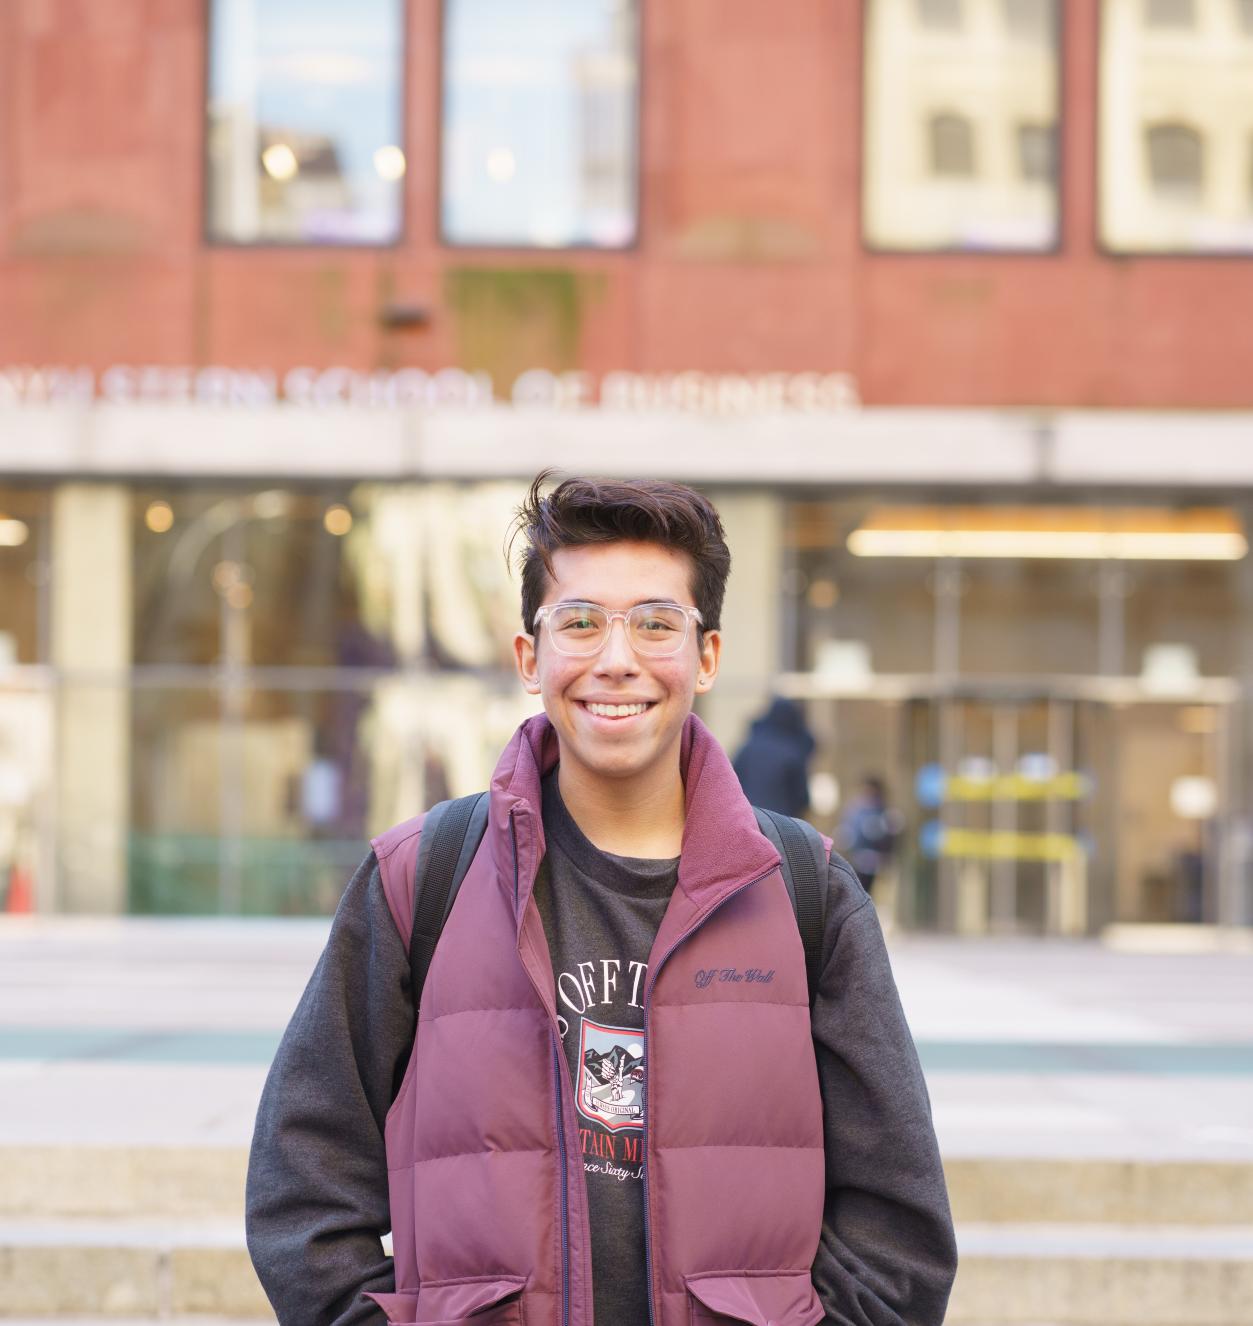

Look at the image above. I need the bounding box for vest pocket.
[365,1274,527,1324]
[684,1271,825,1326]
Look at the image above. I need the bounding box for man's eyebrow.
[552,596,686,608]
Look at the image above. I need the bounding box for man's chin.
[562,737,662,783]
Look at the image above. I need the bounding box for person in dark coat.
[839,775,900,895]
[731,696,815,818]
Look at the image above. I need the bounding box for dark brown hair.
[508,471,732,634]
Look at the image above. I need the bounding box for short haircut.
[509,471,732,634]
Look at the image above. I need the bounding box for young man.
[246,475,957,1326]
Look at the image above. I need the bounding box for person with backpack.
[245,474,957,1326]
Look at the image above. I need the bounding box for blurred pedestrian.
[839,775,900,895]
[731,695,815,818]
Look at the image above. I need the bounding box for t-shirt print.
[550,951,651,1181]
[578,1016,644,1132]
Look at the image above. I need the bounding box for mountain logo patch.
[577,1018,644,1131]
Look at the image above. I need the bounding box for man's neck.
[556,754,685,859]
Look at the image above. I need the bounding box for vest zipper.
[510,810,520,907]
[640,865,776,1326]
[512,807,572,1326]
[552,1039,571,1326]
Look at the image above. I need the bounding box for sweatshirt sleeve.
[245,849,415,1326]
[809,861,958,1326]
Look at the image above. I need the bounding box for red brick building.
[2,0,1252,934]
[2,0,1251,403]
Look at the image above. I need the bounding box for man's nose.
[595,615,638,671]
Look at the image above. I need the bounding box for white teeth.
[586,702,649,718]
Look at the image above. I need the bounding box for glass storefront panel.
[785,500,936,676]
[783,492,1248,933]
[128,685,227,913]
[7,477,1249,929]
[1121,558,1242,681]
[863,0,1061,251]
[1108,699,1229,925]
[0,484,49,666]
[123,675,540,916]
[133,485,396,668]
[0,675,51,914]
[958,558,1101,677]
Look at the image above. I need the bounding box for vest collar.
[485,711,780,928]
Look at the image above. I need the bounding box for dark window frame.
[201,0,411,251]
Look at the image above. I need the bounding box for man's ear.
[695,629,721,691]
[514,631,541,694]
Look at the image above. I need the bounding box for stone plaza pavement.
[1,914,1252,1323]
[2,914,1251,1158]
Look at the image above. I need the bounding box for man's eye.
[560,616,597,631]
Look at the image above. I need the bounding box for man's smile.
[575,698,659,722]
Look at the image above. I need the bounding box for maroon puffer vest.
[365,714,825,1326]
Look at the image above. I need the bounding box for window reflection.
[1017,122,1056,181]
[863,0,1060,251]
[0,485,47,666]
[205,0,405,244]
[930,113,977,176]
[441,0,639,248]
[1145,0,1195,24]
[1100,0,1253,252]
[918,0,965,27]
[1146,123,1204,197]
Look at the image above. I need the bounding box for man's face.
[513,541,721,785]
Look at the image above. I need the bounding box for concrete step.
[5,1146,1253,1226]
[944,1155,1253,1225]
[949,1224,1253,1325]
[1,1220,1251,1324]
[1,1147,248,1220]
[0,1220,272,1319]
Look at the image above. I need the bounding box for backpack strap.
[753,807,827,1005]
[410,792,489,1012]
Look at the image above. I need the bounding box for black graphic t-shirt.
[533,770,677,1326]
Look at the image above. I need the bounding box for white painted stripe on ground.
[957,1223,1253,1258]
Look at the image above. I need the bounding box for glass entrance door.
[893,691,1230,934]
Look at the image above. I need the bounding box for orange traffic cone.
[5,865,33,914]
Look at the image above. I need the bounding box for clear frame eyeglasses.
[532,601,704,658]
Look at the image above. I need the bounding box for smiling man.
[246,474,957,1326]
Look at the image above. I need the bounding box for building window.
[1003,0,1053,40]
[917,0,964,28]
[1146,123,1204,196]
[864,0,1060,251]
[930,114,976,177]
[1144,0,1194,25]
[441,0,639,248]
[205,0,405,245]
[1099,0,1253,252]
[1017,122,1056,181]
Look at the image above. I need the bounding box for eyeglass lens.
[546,604,691,656]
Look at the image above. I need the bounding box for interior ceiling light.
[846,507,1248,561]
[0,517,29,547]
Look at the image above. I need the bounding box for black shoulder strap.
[754,807,827,1005]
[410,792,489,1011]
